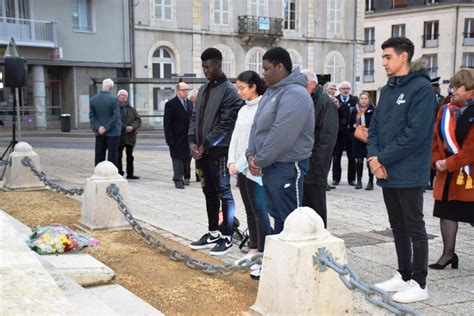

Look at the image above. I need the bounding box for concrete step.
[86,284,163,316]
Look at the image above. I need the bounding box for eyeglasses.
[178,88,189,91]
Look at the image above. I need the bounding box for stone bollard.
[250,207,353,315]
[78,161,130,231]
[3,142,44,190]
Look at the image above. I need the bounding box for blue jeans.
[237,173,272,252]
[195,147,235,236]
[262,159,309,234]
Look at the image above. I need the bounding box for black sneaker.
[210,236,233,256]
[189,232,221,250]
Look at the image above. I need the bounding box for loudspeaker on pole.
[4,56,27,88]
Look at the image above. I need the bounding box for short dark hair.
[237,70,267,96]
[262,47,292,73]
[381,37,415,63]
[201,48,222,62]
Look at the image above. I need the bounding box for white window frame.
[246,47,265,76]
[288,49,303,70]
[215,44,236,77]
[72,0,93,32]
[248,0,266,16]
[365,0,374,12]
[154,0,172,21]
[1,0,30,19]
[425,20,438,40]
[364,27,374,45]
[392,24,405,37]
[324,51,345,85]
[464,18,474,39]
[152,47,174,79]
[282,0,297,31]
[327,0,342,36]
[462,53,474,68]
[363,58,374,75]
[211,0,230,26]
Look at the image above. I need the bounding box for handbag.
[354,125,369,143]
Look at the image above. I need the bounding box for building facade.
[132,0,365,128]
[0,0,131,129]
[363,0,474,102]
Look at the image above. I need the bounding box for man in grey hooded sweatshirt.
[246,47,315,234]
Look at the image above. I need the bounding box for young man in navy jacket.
[368,37,435,303]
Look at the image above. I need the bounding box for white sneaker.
[392,280,428,303]
[375,272,411,292]
[234,252,261,270]
[250,264,261,280]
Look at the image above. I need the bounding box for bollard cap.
[13,141,33,153]
[279,207,331,241]
[91,161,122,180]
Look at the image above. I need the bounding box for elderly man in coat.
[164,82,193,189]
[117,89,141,179]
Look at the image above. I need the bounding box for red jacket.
[432,103,474,202]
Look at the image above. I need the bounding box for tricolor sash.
[440,104,472,189]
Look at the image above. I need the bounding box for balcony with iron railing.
[238,15,283,45]
[363,39,375,53]
[0,17,58,48]
[422,34,439,48]
[463,32,474,46]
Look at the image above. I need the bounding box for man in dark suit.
[164,82,193,189]
[332,81,358,186]
[89,78,121,166]
[301,69,338,228]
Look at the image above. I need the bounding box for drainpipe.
[453,5,459,76]
[353,0,358,93]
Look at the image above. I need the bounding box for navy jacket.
[89,91,121,137]
[367,62,435,187]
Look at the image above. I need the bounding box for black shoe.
[348,181,355,186]
[184,179,190,186]
[429,254,458,270]
[118,171,124,176]
[127,175,140,180]
[365,182,374,190]
[210,235,233,256]
[189,232,221,250]
[355,182,362,189]
[175,181,185,189]
[425,185,433,190]
[332,180,340,185]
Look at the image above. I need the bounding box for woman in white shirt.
[228,71,271,280]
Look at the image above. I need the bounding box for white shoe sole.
[210,247,232,256]
[189,243,217,250]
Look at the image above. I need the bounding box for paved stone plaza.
[1,134,473,315]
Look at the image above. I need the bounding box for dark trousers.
[262,159,309,234]
[118,144,134,176]
[195,148,235,236]
[237,173,272,252]
[171,157,192,182]
[332,130,355,183]
[95,136,120,167]
[303,183,327,228]
[382,187,428,288]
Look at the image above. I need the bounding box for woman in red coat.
[430,69,474,270]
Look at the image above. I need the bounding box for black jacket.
[164,96,193,159]
[349,104,375,132]
[336,94,358,131]
[188,74,243,150]
[119,103,141,146]
[367,60,435,187]
[304,85,339,185]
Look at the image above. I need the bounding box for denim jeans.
[237,173,272,252]
[382,187,428,288]
[262,159,309,234]
[195,147,235,236]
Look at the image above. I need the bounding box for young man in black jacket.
[368,37,434,303]
[188,48,243,256]
[301,69,338,228]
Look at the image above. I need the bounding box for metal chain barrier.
[314,247,420,316]
[21,157,84,196]
[106,183,262,276]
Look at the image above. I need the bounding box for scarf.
[440,102,472,189]
[355,103,370,127]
